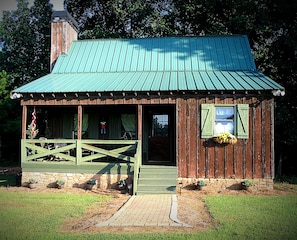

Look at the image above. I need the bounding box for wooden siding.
[20,93,274,180]
[20,94,176,106]
[176,94,274,179]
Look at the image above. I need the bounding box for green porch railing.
[21,139,141,195]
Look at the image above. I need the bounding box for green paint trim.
[22,162,134,174]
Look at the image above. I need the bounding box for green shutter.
[236,104,249,139]
[201,104,214,138]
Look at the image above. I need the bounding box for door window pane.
[152,114,168,137]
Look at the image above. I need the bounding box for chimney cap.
[52,10,79,31]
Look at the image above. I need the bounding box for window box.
[213,132,237,145]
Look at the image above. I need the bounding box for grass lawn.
[0,187,297,240]
[201,195,297,240]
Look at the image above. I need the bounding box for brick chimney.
[50,11,79,71]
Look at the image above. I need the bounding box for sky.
[0,0,64,18]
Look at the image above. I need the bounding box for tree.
[261,1,297,176]
[64,0,175,38]
[0,0,35,87]
[0,0,52,88]
[0,0,52,165]
[30,0,53,78]
[0,70,20,165]
[0,70,10,99]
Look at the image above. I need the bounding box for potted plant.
[118,179,126,189]
[27,178,37,189]
[241,179,253,190]
[118,179,127,193]
[86,179,96,190]
[56,179,65,189]
[196,179,207,190]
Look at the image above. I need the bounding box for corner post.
[22,105,27,139]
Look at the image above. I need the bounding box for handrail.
[22,139,138,163]
[133,140,142,195]
[22,139,76,163]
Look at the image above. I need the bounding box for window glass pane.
[215,107,234,120]
[152,114,168,137]
[214,122,234,134]
[215,107,234,135]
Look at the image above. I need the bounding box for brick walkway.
[96,194,191,227]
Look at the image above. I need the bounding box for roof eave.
[12,88,285,101]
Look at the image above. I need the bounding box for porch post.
[77,105,82,139]
[137,104,142,140]
[22,105,27,139]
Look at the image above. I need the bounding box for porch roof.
[12,35,284,96]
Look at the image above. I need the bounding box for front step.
[136,165,177,195]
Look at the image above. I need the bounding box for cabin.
[11,11,284,194]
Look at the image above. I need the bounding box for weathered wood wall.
[21,92,275,180]
[176,94,274,179]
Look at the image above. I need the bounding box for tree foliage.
[0,70,10,99]
[64,0,175,38]
[0,0,52,88]
[0,0,34,87]
[0,0,52,164]
[30,0,53,78]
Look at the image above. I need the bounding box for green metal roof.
[12,35,284,95]
[52,36,256,73]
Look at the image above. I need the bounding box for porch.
[22,104,176,166]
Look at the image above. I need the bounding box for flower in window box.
[213,132,237,145]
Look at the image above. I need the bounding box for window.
[214,107,234,135]
[121,114,136,139]
[201,104,249,139]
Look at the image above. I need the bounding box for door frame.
[142,105,176,166]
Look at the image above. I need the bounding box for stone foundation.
[22,172,133,190]
[177,178,274,192]
[22,172,273,192]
